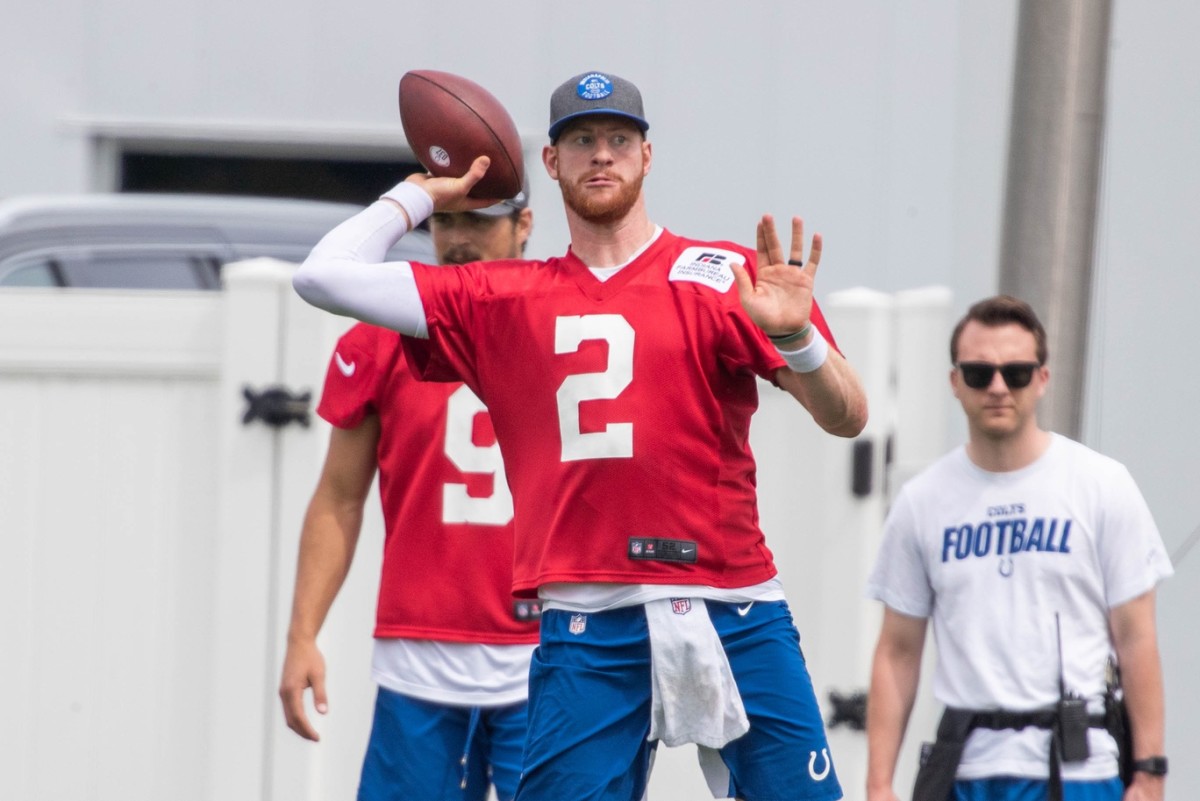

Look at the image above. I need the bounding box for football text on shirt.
[941,516,1073,563]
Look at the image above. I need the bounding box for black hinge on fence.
[827,689,868,731]
[241,385,312,428]
[851,438,874,497]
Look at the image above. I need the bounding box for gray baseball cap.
[548,71,649,142]
[469,172,530,218]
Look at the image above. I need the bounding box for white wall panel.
[267,263,377,801]
[0,290,222,801]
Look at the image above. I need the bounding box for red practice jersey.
[403,230,839,597]
[318,323,539,644]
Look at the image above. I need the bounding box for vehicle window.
[57,252,220,290]
[0,256,61,287]
[0,198,437,292]
[227,244,316,266]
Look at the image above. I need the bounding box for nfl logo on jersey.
[569,613,587,635]
[671,598,692,615]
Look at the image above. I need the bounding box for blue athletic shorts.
[358,686,528,801]
[953,776,1124,801]
[516,599,842,801]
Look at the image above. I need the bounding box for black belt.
[912,706,1110,801]
[971,708,1107,731]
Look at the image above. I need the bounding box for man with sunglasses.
[864,295,1172,801]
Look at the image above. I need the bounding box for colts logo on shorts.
[569,613,587,635]
[671,598,692,615]
[808,748,831,782]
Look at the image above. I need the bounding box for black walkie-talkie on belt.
[1056,613,1091,762]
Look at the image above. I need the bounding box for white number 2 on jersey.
[442,385,514,525]
[555,314,634,462]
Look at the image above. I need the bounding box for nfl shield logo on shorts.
[671,598,692,615]
[569,613,587,635]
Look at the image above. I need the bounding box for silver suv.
[0,193,433,290]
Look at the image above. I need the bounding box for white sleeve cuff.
[775,327,830,373]
[381,181,435,229]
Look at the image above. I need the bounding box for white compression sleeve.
[292,183,433,337]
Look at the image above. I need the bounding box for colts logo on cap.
[577,73,614,101]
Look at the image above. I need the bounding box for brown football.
[398,70,525,200]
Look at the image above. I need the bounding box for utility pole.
[999,0,1113,439]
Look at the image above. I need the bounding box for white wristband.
[776,327,829,373]
[380,182,435,229]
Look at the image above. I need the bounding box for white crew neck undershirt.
[587,226,663,282]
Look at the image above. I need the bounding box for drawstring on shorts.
[459,706,483,789]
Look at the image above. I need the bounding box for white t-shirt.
[866,433,1173,780]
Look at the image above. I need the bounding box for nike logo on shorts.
[334,351,356,377]
[736,602,754,616]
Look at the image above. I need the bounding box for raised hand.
[403,155,499,213]
[730,215,822,337]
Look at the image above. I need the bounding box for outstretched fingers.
[757,214,785,267]
[806,232,823,277]
[788,217,807,264]
[729,258,755,299]
[762,215,822,275]
[789,216,822,281]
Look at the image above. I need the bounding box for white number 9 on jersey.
[442,385,514,525]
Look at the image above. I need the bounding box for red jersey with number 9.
[403,229,838,597]
[318,323,538,643]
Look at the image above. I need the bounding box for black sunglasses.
[956,361,1042,390]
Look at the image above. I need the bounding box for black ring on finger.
[788,259,805,267]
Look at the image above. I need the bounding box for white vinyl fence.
[0,263,951,801]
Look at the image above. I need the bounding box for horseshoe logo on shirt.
[999,557,1014,578]
[808,748,831,782]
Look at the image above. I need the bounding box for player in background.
[293,71,868,801]
[278,183,537,801]
[865,295,1171,801]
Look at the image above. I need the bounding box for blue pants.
[516,600,842,801]
[954,777,1124,801]
[358,687,528,801]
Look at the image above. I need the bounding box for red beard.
[560,171,644,225]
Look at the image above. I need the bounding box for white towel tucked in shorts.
[644,597,749,750]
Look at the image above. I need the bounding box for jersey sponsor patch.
[668,247,739,293]
[628,537,699,563]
